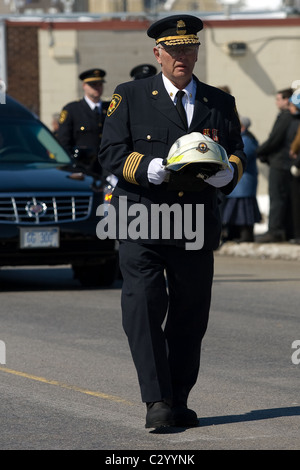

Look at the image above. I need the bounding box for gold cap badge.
[177,20,186,36]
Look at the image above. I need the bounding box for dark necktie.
[93,106,100,114]
[176,90,188,129]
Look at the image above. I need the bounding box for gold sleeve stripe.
[229,154,243,182]
[123,152,144,184]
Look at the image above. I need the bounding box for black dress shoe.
[145,401,175,429]
[255,231,285,243]
[172,405,199,427]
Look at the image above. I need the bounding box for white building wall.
[39,29,78,126]
[205,23,300,144]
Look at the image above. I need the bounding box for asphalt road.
[0,255,299,452]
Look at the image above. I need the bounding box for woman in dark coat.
[222,116,261,242]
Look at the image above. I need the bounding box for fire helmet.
[164,132,230,179]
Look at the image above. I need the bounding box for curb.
[216,241,300,261]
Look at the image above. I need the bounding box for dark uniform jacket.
[57,98,110,175]
[256,109,293,170]
[99,73,246,250]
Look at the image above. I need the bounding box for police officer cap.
[79,69,106,83]
[130,64,157,80]
[147,14,203,47]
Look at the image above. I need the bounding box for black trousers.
[268,167,293,238]
[119,241,214,405]
[291,177,300,238]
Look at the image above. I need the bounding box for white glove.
[106,174,118,187]
[291,165,300,177]
[205,162,234,188]
[148,158,168,185]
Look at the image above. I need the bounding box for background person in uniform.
[222,116,261,243]
[57,68,109,177]
[99,14,246,430]
[130,64,157,80]
[256,87,294,243]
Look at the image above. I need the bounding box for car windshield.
[0,120,71,164]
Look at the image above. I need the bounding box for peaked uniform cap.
[130,64,157,80]
[79,69,106,83]
[147,14,203,46]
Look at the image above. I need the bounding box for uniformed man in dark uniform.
[57,68,109,177]
[130,64,157,80]
[99,15,246,430]
[256,88,294,242]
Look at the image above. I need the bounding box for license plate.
[20,227,60,249]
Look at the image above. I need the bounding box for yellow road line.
[0,366,133,405]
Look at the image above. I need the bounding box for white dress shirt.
[84,95,102,113]
[162,74,196,128]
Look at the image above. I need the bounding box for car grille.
[0,193,93,224]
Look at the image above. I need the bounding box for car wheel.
[73,260,118,288]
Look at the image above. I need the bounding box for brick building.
[6,24,40,115]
